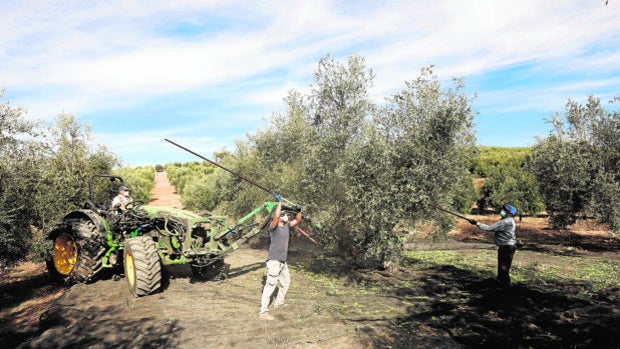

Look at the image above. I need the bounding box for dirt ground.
[2,173,620,348]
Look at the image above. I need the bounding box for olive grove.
[475,147,545,216]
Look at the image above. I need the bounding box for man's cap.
[119,185,129,191]
[504,205,517,216]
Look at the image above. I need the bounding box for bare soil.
[2,173,620,348]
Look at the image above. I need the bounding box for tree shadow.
[12,290,182,349]
[518,227,620,252]
[18,306,182,348]
[0,273,58,313]
[370,258,620,348]
[0,270,66,348]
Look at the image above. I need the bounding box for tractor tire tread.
[125,236,162,297]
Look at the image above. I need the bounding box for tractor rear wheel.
[124,236,162,297]
[46,220,106,284]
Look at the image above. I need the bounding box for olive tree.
[530,95,620,231]
[479,152,545,217]
[0,91,44,266]
[1,88,120,266]
[36,114,117,228]
[225,56,477,270]
[589,95,620,231]
[372,68,477,242]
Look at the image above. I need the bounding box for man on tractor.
[112,185,133,211]
[259,194,302,321]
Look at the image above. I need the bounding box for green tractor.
[46,174,290,296]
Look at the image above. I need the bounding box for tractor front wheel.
[124,236,162,297]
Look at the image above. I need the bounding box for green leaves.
[0,93,117,266]
[476,148,544,216]
[220,57,477,269]
[531,95,620,231]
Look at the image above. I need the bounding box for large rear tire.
[124,236,162,297]
[46,220,106,284]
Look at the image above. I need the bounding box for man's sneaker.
[259,313,275,321]
[274,303,288,309]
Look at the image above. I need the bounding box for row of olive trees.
[474,147,545,216]
[476,95,620,232]
[0,91,118,267]
[529,96,620,231]
[165,161,220,212]
[207,55,477,269]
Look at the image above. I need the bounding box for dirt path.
[149,171,183,208]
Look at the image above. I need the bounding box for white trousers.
[260,260,290,314]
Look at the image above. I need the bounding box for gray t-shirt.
[477,217,516,246]
[268,223,291,262]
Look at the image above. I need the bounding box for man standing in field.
[469,205,517,287]
[259,194,302,321]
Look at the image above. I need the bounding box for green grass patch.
[404,248,620,292]
[404,249,495,274]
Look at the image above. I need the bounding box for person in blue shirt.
[470,205,517,287]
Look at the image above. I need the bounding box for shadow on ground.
[16,285,181,349]
[367,257,620,348]
[0,271,65,349]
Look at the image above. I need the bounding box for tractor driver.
[112,185,133,211]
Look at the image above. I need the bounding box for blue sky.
[2,0,619,166]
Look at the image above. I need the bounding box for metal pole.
[165,138,319,244]
[164,138,275,195]
[431,203,472,221]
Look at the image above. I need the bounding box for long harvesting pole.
[165,138,275,195]
[165,138,319,243]
[430,203,472,222]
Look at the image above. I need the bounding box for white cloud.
[1,0,619,165]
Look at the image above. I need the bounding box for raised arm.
[270,201,282,229]
[290,205,302,228]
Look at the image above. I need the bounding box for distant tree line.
[473,146,545,217]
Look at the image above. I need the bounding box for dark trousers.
[497,245,516,286]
